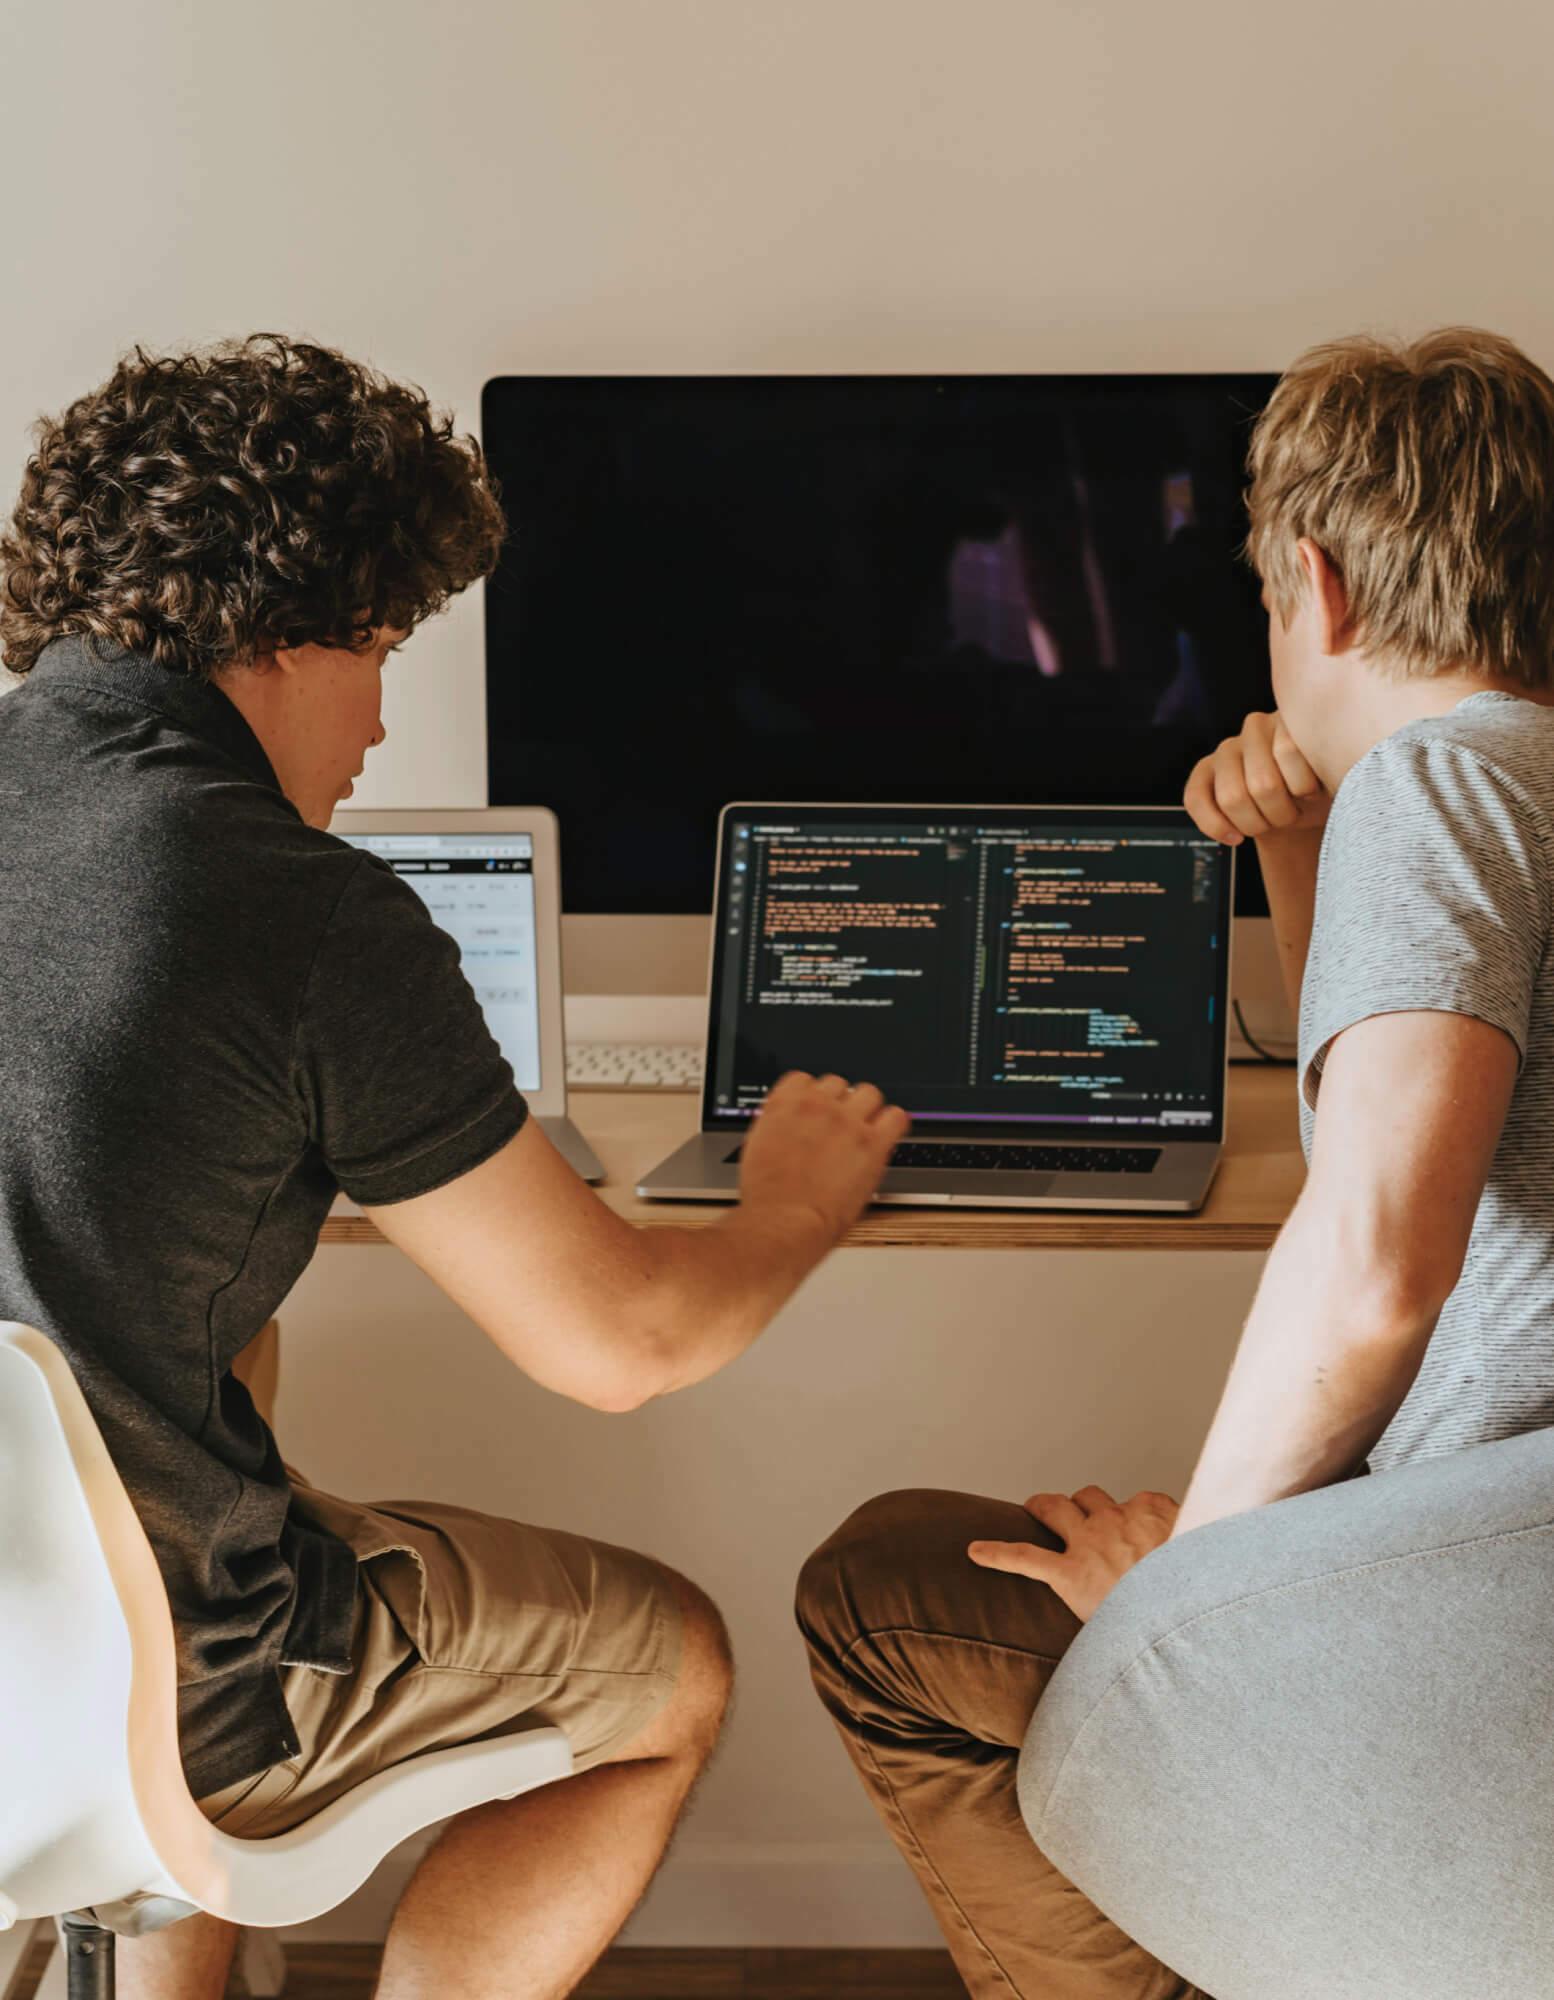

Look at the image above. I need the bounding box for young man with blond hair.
[798,327,1554,1998]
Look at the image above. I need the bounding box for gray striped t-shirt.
[1300,691,1554,1471]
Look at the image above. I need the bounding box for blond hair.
[1246,328,1554,685]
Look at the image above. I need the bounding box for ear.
[1295,539,1357,655]
[267,641,351,684]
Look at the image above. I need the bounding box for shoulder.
[309,841,446,935]
[1311,703,1554,958]
[1334,702,1554,850]
[110,780,379,964]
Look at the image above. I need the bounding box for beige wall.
[4,0,1547,1945]
[6,0,1554,810]
[275,1242,1259,1947]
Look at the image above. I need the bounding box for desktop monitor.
[481,373,1279,916]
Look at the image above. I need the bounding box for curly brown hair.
[0,334,506,679]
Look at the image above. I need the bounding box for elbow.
[572,1323,677,1414]
[1291,1199,1463,1344]
[583,1373,659,1416]
[1330,1259,1459,1353]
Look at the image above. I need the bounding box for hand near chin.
[969,1485,1179,1623]
[1184,710,1329,848]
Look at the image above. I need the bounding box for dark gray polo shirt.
[0,636,527,1794]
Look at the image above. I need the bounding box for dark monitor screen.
[482,374,1278,915]
[705,806,1231,1141]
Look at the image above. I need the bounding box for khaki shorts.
[195,1485,684,1839]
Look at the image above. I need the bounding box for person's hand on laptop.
[740,1071,910,1243]
[968,1486,1179,1623]
[1184,709,1329,847]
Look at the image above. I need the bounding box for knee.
[795,1488,946,1660]
[661,1569,733,1755]
[796,1485,1052,1661]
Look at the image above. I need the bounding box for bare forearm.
[1172,1216,1436,1536]
[633,1202,835,1395]
[1255,826,1323,1019]
[1172,1010,1514,1540]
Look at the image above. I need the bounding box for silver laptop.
[329,806,603,1184]
[638,803,1232,1212]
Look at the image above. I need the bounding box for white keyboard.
[566,1041,704,1091]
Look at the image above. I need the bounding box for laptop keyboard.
[725,1140,1162,1175]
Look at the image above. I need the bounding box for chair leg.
[33,1939,68,2000]
[0,1918,47,2000]
[58,1918,113,2000]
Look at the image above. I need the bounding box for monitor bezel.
[701,800,1233,1143]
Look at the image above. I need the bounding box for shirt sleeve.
[294,853,528,1204]
[1301,735,1551,1115]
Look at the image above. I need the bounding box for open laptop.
[328,806,604,1186]
[638,803,1232,1212]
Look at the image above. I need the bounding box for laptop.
[637,803,1232,1212]
[328,806,604,1186]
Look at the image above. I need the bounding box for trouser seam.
[837,1625,1064,1674]
[829,1622,1065,1997]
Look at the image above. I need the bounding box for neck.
[1324,663,1554,789]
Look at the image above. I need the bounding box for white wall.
[4,0,1547,1945]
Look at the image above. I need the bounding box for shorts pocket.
[356,1541,431,1665]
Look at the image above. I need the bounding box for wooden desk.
[321,1064,1302,1254]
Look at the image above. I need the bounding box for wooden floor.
[16,1940,968,1997]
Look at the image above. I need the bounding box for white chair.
[0,1322,573,1998]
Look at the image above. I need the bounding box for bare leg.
[373,1571,732,2000]
[115,1912,237,2000]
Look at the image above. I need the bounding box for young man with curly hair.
[0,335,908,2000]
[796,328,1554,1999]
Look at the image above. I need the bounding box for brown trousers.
[797,1489,1209,2000]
